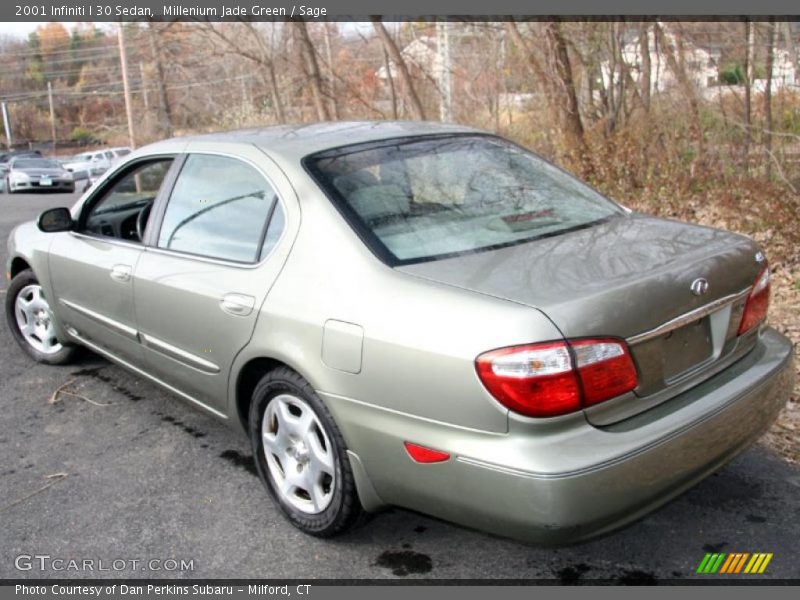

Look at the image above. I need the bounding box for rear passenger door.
[133,144,295,415]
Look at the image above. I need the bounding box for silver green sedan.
[4,122,794,543]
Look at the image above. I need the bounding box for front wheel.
[249,367,362,536]
[5,269,77,364]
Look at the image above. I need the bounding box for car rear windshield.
[305,135,622,265]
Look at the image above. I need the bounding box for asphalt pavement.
[1,191,799,581]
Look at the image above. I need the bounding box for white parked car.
[61,150,113,181]
[108,147,132,163]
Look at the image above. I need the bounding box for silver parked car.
[61,150,112,181]
[4,157,75,193]
[4,122,794,543]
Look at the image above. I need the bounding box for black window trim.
[302,133,626,268]
[150,151,286,267]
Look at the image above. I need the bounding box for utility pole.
[436,21,453,122]
[118,24,136,149]
[47,81,57,151]
[1,102,12,149]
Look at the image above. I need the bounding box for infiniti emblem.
[691,278,710,296]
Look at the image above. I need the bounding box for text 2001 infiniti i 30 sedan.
[5,122,794,543]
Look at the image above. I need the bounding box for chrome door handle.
[110,264,132,283]
[220,293,255,316]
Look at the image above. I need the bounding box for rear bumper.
[326,327,794,544]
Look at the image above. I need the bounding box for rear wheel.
[5,269,77,364]
[249,367,362,536]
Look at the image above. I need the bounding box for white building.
[600,28,721,94]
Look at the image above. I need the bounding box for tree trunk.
[765,19,775,179]
[653,23,704,160]
[382,45,398,119]
[544,21,593,176]
[323,23,339,120]
[506,20,592,175]
[639,23,651,111]
[372,18,426,120]
[255,23,286,124]
[147,23,173,138]
[293,20,331,121]
[744,20,753,170]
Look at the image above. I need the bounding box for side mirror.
[37,207,74,233]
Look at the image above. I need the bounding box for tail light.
[475,338,638,418]
[403,442,450,463]
[738,265,770,335]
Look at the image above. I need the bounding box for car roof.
[145,120,481,162]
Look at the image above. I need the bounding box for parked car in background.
[0,150,42,190]
[4,157,75,193]
[108,146,132,162]
[61,150,112,182]
[4,122,794,544]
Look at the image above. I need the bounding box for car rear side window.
[306,135,622,265]
[157,154,281,263]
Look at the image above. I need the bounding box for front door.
[49,157,176,365]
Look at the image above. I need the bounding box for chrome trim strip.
[143,245,270,269]
[66,329,227,420]
[69,231,144,251]
[627,288,750,345]
[59,298,139,341]
[139,332,221,374]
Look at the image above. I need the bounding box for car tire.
[5,269,78,365]
[249,367,363,537]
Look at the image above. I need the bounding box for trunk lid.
[398,213,763,423]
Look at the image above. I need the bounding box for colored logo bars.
[696,552,773,574]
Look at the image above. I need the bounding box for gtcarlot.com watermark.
[15,554,195,573]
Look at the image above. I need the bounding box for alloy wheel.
[14,284,63,355]
[261,393,336,514]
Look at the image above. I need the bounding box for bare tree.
[744,19,754,166]
[372,18,426,120]
[147,22,173,138]
[765,19,776,178]
[654,22,704,160]
[507,20,592,176]
[293,20,331,121]
[382,44,398,119]
[322,23,340,120]
[639,23,652,111]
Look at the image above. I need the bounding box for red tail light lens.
[403,442,450,463]
[475,339,638,418]
[738,265,770,335]
[570,339,639,406]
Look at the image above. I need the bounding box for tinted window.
[157,154,280,263]
[307,136,621,264]
[83,159,173,242]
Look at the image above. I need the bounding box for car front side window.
[82,159,173,242]
[157,154,281,263]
